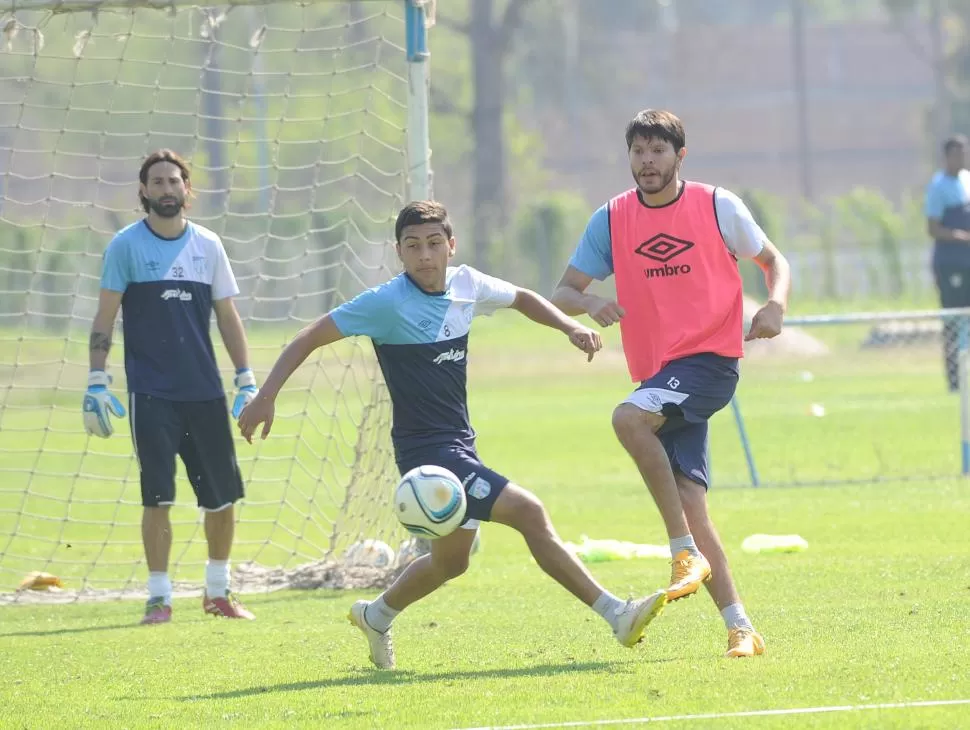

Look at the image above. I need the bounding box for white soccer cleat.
[348,599,396,669]
[613,590,667,648]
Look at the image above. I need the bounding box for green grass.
[1,482,968,729]
[2,311,970,728]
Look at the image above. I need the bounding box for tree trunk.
[469,0,506,272]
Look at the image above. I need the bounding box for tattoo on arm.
[89,331,112,353]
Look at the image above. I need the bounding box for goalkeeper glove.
[82,370,126,439]
[232,368,259,419]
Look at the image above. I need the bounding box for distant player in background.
[238,200,668,670]
[85,149,260,624]
[924,134,970,392]
[552,109,791,658]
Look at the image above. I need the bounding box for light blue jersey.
[925,169,970,220]
[925,169,970,265]
[100,220,239,401]
[330,265,517,462]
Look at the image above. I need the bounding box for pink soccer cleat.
[203,592,255,620]
[140,597,172,625]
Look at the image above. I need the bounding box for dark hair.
[944,135,969,154]
[625,109,686,152]
[395,200,454,243]
[138,149,191,213]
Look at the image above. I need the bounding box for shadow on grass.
[0,617,213,637]
[234,591,349,607]
[165,659,674,701]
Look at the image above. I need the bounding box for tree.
[437,1,536,270]
[881,0,958,145]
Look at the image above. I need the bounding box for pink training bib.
[608,181,745,382]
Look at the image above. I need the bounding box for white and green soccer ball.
[394,465,467,539]
[343,539,395,568]
[396,531,481,569]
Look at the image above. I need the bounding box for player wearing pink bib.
[553,110,791,658]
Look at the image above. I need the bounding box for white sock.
[670,534,699,557]
[147,571,172,606]
[721,602,754,630]
[591,591,625,631]
[364,594,400,633]
[205,559,230,597]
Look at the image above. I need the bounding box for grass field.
[2,306,970,728]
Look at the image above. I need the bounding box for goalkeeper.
[85,150,258,624]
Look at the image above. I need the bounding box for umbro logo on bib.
[635,234,694,279]
[635,234,694,262]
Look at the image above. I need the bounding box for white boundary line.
[453,699,970,730]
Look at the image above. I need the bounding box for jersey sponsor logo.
[433,347,466,365]
[160,288,193,302]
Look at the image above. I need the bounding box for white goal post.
[0,0,434,599]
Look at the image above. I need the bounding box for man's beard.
[634,166,677,195]
[146,197,184,218]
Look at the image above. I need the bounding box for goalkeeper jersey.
[330,265,517,464]
[100,219,239,401]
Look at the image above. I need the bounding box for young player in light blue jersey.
[925,134,970,391]
[238,201,668,669]
[86,149,259,624]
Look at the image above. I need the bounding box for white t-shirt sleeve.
[466,266,518,317]
[211,237,240,300]
[714,188,768,260]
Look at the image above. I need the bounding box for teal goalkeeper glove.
[82,370,126,439]
[232,368,259,419]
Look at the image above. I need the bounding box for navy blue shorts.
[623,353,739,489]
[397,446,509,529]
[130,393,244,510]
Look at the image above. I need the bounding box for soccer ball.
[395,538,423,568]
[396,530,481,568]
[343,539,395,568]
[394,465,467,538]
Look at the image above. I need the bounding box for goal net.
[0,0,429,599]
